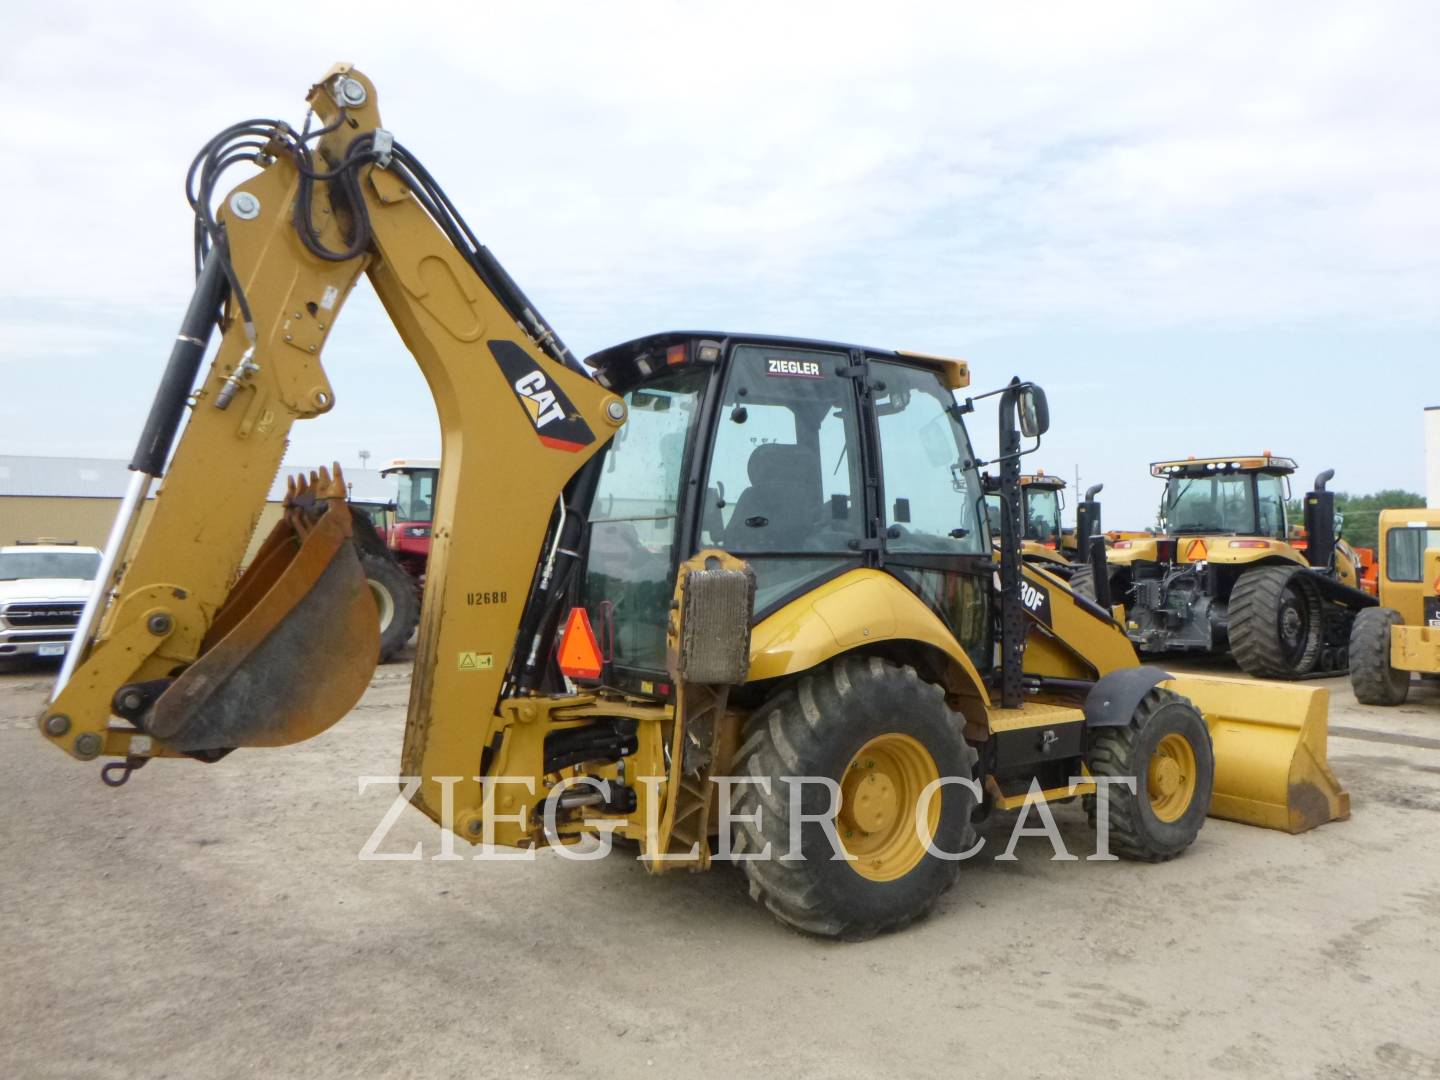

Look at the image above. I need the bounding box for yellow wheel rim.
[1147,732,1198,823]
[839,733,940,883]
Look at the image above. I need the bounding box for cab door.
[867,358,993,670]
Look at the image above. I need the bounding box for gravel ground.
[3,652,1439,1079]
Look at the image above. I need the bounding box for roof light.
[557,607,604,681]
[666,344,687,366]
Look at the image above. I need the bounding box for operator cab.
[1152,454,1296,539]
[380,458,439,571]
[581,333,997,689]
[983,472,1066,546]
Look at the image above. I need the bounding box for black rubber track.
[1084,687,1213,862]
[1068,565,1097,600]
[359,551,420,662]
[1228,565,1323,679]
[1349,606,1410,706]
[730,655,978,941]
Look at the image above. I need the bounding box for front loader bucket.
[1165,674,1350,833]
[146,465,380,753]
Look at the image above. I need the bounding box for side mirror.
[1018,384,1049,438]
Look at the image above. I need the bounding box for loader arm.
[42,66,626,828]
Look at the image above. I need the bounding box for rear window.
[0,552,100,580]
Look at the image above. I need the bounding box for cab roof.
[381,458,439,474]
[1378,507,1440,529]
[585,332,969,393]
[1019,473,1066,489]
[1151,453,1297,478]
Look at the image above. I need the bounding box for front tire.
[1228,565,1322,678]
[1349,607,1409,705]
[359,551,420,662]
[731,656,978,940]
[1085,688,1213,862]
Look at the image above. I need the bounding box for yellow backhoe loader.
[39,66,1348,939]
[1349,508,1440,704]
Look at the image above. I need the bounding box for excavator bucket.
[146,465,380,753]
[1165,674,1350,833]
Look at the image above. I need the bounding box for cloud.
[0,1,1435,523]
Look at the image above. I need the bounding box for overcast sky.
[1,1,1435,526]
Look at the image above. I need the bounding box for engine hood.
[0,578,93,604]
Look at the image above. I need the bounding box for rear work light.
[1229,540,1270,549]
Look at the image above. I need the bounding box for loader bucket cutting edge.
[146,467,380,753]
[1164,674,1350,834]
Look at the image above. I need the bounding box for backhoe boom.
[42,66,626,834]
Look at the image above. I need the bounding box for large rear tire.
[1228,565,1322,679]
[359,551,420,662]
[1349,607,1409,705]
[730,656,978,940]
[1085,688,1213,862]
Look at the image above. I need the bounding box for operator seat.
[724,443,821,551]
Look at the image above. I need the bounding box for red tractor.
[379,458,438,579]
[345,458,436,661]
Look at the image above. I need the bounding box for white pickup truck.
[0,543,101,662]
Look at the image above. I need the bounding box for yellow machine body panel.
[747,569,991,716]
[1018,562,1138,680]
[1106,538,1157,565]
[1393,625,1440,673]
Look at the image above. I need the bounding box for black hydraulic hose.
[389,143,582,376]
[129,251,227,476]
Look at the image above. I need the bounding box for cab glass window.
[1256,473,1286,538]
[871,360,987,555]
[585,370,708,670]
[700,346,861,554]
[1024,486,1061,544]
[1387,526,1440,582]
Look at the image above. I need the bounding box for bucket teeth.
[284,461,347,508]
[281,461,349,538]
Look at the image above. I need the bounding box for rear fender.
[746,569,990,720]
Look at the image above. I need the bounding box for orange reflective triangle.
[1186,539,1209,561]
[558,607,604,680]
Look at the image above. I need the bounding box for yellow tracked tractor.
[981,471,1104,581]
[1092,455,1377,679]
[40,66,1349,939]
[1349,508,1440,704]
